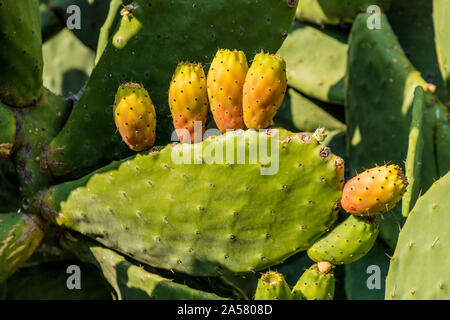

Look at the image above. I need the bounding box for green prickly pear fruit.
[341,165,408,216]
[207,49,248,133]
[113,83,157,152]
[292,262,335,300]
[254,271,293,300]
[168,62,209,143]
[243,51,287,129]
[307,215,379,265]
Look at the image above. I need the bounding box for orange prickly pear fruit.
[207,49,248,132]
[168,62,209,143]
[113,82,156,151]
[341,164,408,216]
[243,51,287,129]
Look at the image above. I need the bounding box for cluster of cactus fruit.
[1,0,450,301]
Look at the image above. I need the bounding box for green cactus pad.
[60,232,226,300]
[402,87,425,217]
[296,0,392,26]
[307,215,379,265]
[43,0,298,178]
[42,29,95,96]
[434,0,450,100]
[95,0,122,64]
[13,88,73,211]
[0,212,45,283]
[345,239,391,300]
[292,263,335,300]
[277,23,347,105]
[386,172,450,299]
[254,271,293,300]
[274,88,346,133]
[38,129,343,276]
[388,0,448,104]
[0,103,16,160]
[0,0,43,107]
[346,13,430,249]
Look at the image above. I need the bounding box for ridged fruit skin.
[169,63,209,143]
[243,52,287,129]
[113,83,156,152]
[292,263,335,300]
[341,165,408,216]
[254,271,293,300]
[207,49,248,132]
[307,215,379,265]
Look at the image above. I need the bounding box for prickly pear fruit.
[341,165,408,216]
[207,49,248,132]
[254,271,293,300]
[307,215,379,265]
[292,262,335,300]
[113,83,156,152]
[168,63,209,143]
[243,52,287,129]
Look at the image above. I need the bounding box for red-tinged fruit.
[207,49,248,132]
[243,51,287,129]
[169,62,209,143]
[113,83,156,151]
[341,164,408,216]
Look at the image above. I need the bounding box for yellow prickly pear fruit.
[207,49,248,132]
[113,82,156,151]
[341,164,408,216]
[243,51,287,129]
[168,62,209,143]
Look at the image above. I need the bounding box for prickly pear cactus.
[60,232,227,300]
[243,52,287,129]
[113,83,157,151]
[13,88,73,210]
[0,212,45,283]
[0,103,16,160]
[386,172,450,299]
[296,0,392,26]
[169,63,209,143]
[0,0,43,107]
[37,129,344,276]
[277,23,348,105]
[207,49,248,133]
[42,0,298,179]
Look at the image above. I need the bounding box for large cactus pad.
[38,129,343,276]
[386,172,450,299]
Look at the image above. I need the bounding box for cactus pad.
[0,213,45,283]
[386,172,450,299]
[0,0,42,107]
[38,129,343,276]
